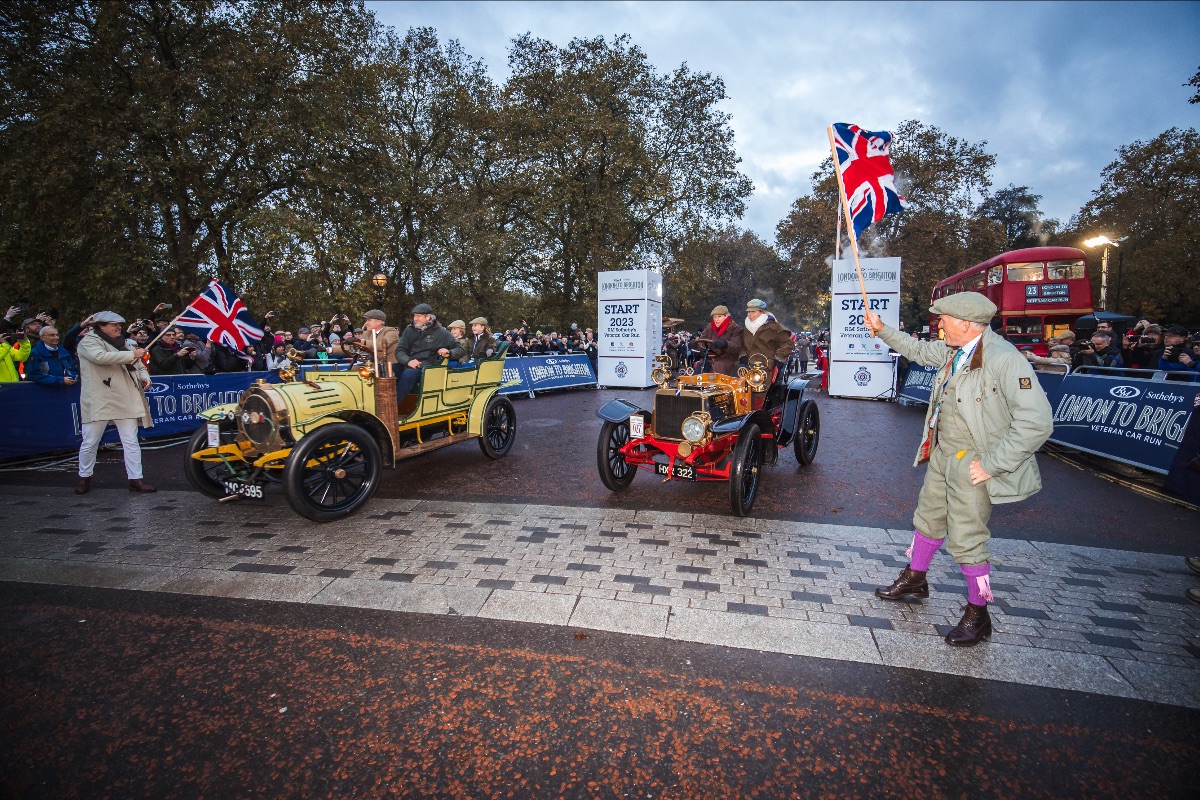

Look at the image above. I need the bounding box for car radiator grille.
[653,393,702,441]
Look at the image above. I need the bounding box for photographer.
[0,325,32,382]
[149,328,202,375]
[1073,331,1124,370]
[1123,322,1164,369]
[1159,325,1198,372]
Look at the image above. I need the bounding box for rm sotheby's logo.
[853,366,871,386]
[145,382,171,395]
[1109,385,1141,399]
[615,362,628,378]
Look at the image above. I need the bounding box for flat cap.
[1166,324,1189,337]
[448,319,466,330]
[1057,330,1076,340]
[363,309,386,322]
[746,298,768,312]
[411,303,434,315]
[92,311,125,324]
[470,317,488,327]
[929,292,996,325]
[710,305,730,317]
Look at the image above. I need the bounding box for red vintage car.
[595,356,821,516]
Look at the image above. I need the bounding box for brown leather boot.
[946,603,992,646]
[128,479,156,493]
[875,566,929,601]
[74,477,91,495]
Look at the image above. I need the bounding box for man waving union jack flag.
[832,122,908,237]
[175,279,264,354]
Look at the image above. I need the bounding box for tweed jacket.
[878,325,1053,504]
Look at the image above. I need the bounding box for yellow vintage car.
[183,344,516,520]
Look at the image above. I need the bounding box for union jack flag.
[175,280,264,353]
[832,122,908,237]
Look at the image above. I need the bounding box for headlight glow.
[681,415,707,443]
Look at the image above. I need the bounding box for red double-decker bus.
[929,246,1094,355]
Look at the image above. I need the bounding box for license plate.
[207,423,220,447]
[629,414,644,439]
[655,462,696,481]
[223,480,264,499]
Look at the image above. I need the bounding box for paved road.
[3,387,1198,797]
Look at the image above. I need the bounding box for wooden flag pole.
[835,203,843,261]
[826,125,874,335]
[143,308,189,351]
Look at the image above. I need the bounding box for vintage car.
[595,355,820,516]
[184,343,516,521]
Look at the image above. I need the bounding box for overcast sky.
[369,1,1200,244]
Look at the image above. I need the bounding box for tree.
[663,226,787,329]
[975,184,1059,250]
[1072,127,1200,322]
[1187,65,1200,104]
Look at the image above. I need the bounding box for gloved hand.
[712,338,727,350]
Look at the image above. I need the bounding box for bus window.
[1045,322,1071,339]
[971,271,986,289]
[1006,262,1044,282]
[988,266,1003,285]
[1002,316,1043,344]
[1047,259,1086,280]
[956,279,966,293]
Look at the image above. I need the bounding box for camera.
[1139,336,1156,345]
[1164,345,1182,363]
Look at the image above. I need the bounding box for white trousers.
[78,419,143,479]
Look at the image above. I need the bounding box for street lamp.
[370,272,388,309]
[1083,236,1119,312]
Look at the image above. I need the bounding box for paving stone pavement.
[2,485,1198,710]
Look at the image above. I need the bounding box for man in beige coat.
[76,311,156,494]
[361,309,399,377]
[865,292,1053,646]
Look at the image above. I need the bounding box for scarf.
[712,316,731,338]
[96,329,129,352]
[744,314,768,335]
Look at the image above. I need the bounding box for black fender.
[775,377,812,448]
[596,398,649,424]
[711,409,776,439]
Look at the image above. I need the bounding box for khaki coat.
[878,325,1053,504]
[364,326,400,376]
[77,333,153,427]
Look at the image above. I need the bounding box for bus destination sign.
[1025,282,1069,304]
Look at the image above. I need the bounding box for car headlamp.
[681,413,708,444]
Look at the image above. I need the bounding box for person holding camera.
[149,328,202,375]
[0,325,31,382]
[1159,325,1197,371]
[1073,331,1124,370]
[1123,321,1164,369]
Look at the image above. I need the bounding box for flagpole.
[142,308,189,351]
[835,203,843,261]
[826,125,874,336]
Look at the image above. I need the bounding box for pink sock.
[960,563,993,605]
[905,530,944,571]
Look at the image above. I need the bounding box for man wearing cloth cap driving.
[361,310,399,374]
[864,292,1053,646]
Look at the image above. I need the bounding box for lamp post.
[370,272,388,309]
[1083,236,1119,312]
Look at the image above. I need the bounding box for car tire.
[478,395,517,459]
[597,419,637,491]
[283,423,381,522]
[794,400,820,466]
[729,423,763,517]
[183,423,242,499]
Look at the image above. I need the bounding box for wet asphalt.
[3,386,1199,798]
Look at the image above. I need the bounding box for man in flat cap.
[695,305,743,376]
[361,309,399,374]
[394,303,464,401]
[75,311,156,494]
[864,292,1053,646]
[741,298,793,371]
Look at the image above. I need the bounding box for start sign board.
[598,269,662,387]
[828,257,901,399]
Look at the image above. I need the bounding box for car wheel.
[729,423,763,516]
[794,400,820,466]
[183,423,243,499]
[283,423,381,522]
[478,395,517,459]
[597,420,636,491]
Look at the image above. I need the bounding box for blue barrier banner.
[898,364,936,405]
[1045,372,1196,474]
[498,354,596,396]
[1,371,278,460]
